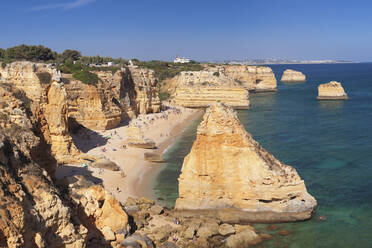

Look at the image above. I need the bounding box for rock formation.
[0,84,86,247]
[0,61,162,162]
[281,69,306,82]
[61,176,129,246]
[210,65,277,92]
[170,71,250,109]
[175,102,317,222]
[125,125,156,149]
[66,66,161,130]
[44,82,81,163]
[317,81,348,100]
[128,66,162,114]
[0,62,81,165]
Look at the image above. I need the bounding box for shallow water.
[154,63,372,247]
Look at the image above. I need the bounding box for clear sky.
[1,0,372,61]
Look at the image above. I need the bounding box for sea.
[153,63,372,248]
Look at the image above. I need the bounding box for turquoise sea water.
[154,63,372,247]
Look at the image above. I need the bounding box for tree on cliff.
[4,45,56,61]
[58,49,82,62]
[0,48,4,59]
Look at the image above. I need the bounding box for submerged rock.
[317,81,348,100]
[175,102,317,222]
[144,152,164,162]
[281,69,306,82]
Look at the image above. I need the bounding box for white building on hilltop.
[174,56,190,63]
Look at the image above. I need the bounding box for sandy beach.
[56,105,201,204]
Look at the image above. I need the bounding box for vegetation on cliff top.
[136,60,203,100]
[137,60,203,81]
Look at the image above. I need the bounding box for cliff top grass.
[137,60,203,82]
[57,62,99,85]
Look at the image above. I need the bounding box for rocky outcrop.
[317,81,348,100]
[209,65,277,92]
[44,82,81,163]
[0,62,81,165]
[121,197,269,248]
[175,102,317,222]
[128,66,162,114]
[66,67,161,130]
[61,176,129,246]
[170,71,250,109]
[125,125,156,149]
[281,69,306,82]
[0,85,86,248]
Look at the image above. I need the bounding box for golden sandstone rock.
[0,62,80,165]
[171,71,250,109]
[0,88,86,248]
[66,67,161,130]
[281,69,306,82]
[126,125,156,149]
[317,81,348,100]
[175,102,317,222]
[44,82,81,163]
[211,65,277,92]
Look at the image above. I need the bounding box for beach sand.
[56,105,201,204]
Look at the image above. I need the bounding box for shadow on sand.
[68,117,108,153]
[56,164,103,184]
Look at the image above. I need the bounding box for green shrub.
[159,91,170,101]
[213,71,220,77]
[1,62,6,68]
[36,72,52,84]
[73,70,98,85]
[138,60,203,82]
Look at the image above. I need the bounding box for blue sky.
[1,0,372,61]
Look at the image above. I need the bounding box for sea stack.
[317,81,348,100]
[175,102,317,223]
[281,69,306,82]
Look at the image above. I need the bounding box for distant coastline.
[213,59,357,65]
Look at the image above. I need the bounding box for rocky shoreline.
[0,60,317,247]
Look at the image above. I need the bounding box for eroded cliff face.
[280,69,306,82]
[170,71,250,109]
[66,66,161,130]
[0,84,130,247]
[128,66,161,114]
[209,65,277,92]
[0,62,80,166]
[0,84,86,248]
[175,102,317,222]
[0,62,162,164]
[317,81,348,100]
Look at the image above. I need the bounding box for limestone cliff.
[66,66,161,130]
[170,71,250,109]
[128,66,161,114]
[0,84,86,248]
[317,81,348,100]
[209,65,277,92]
[175,102,317,222]
[0,62,80,165]
[281,69,306,82]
